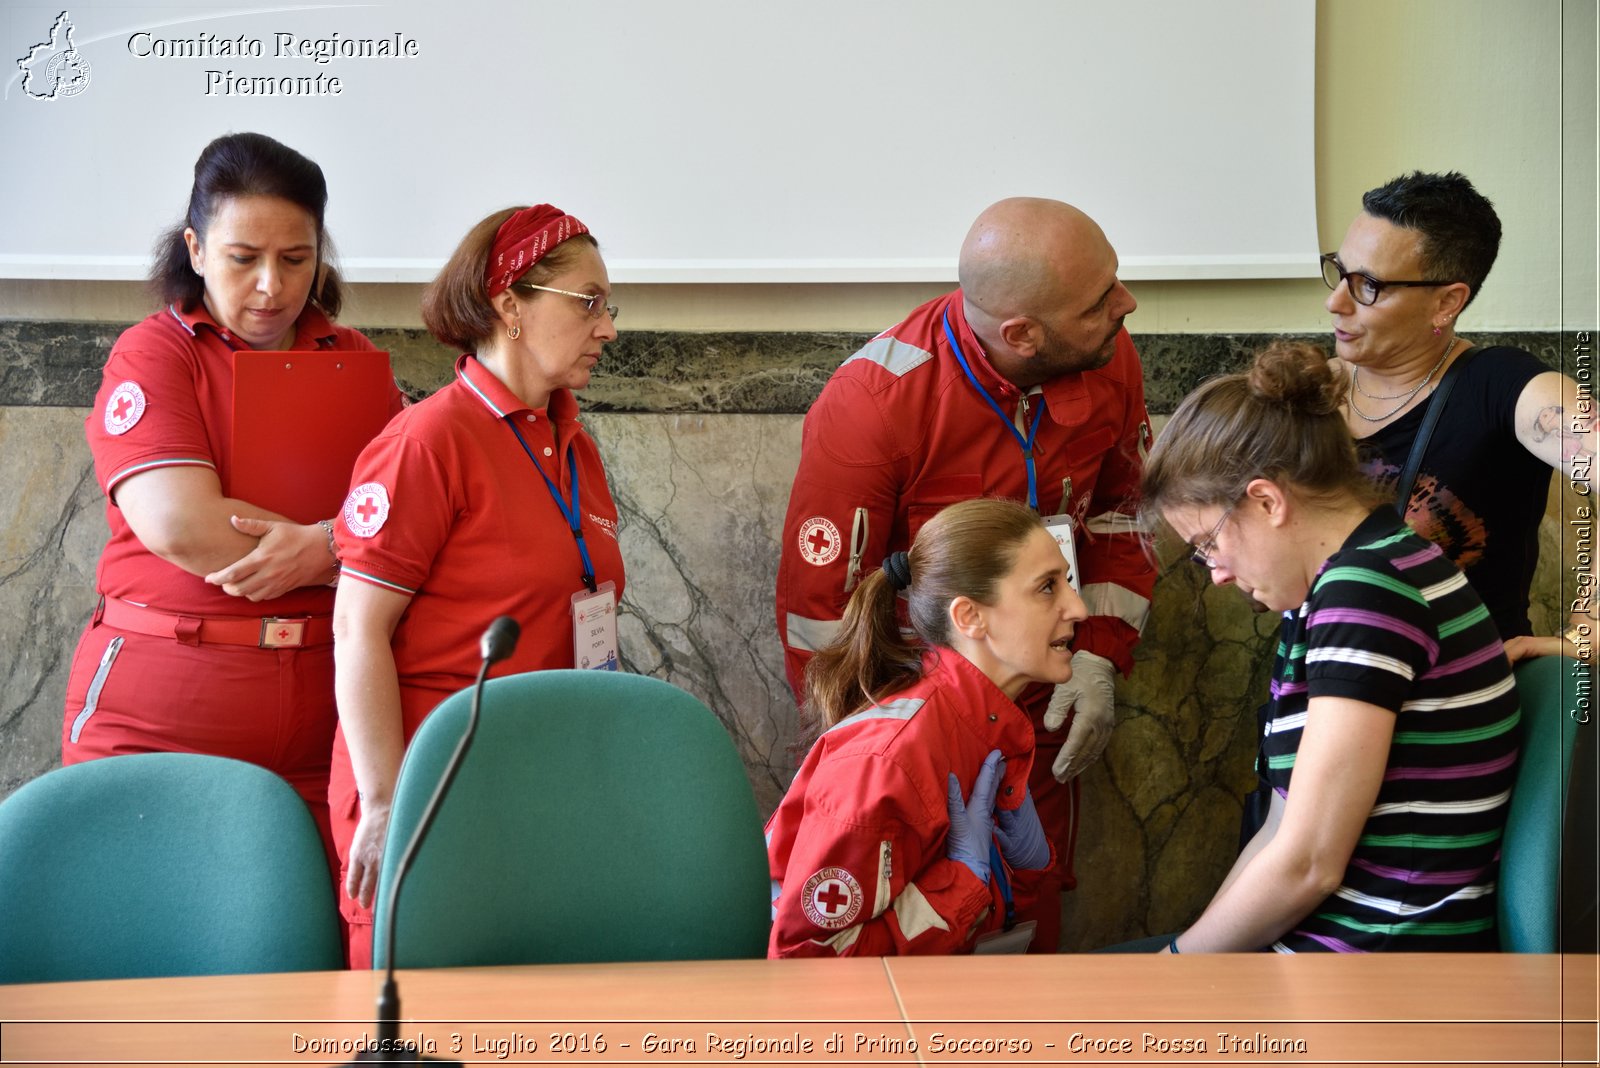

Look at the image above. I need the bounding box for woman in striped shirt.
[1143,340,1519,952]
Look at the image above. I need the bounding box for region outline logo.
[16,10,91,100]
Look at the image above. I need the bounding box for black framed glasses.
[511,282,619,321]
[1190,504,1235,569]
[1319,253,1457,307]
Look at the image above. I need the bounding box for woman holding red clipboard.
[62,133,405,881]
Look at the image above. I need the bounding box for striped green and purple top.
[1264,507,1520,953]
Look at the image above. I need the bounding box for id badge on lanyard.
[571,581,619,671]
[974,920,1037,954]
[1040,514,1082,593]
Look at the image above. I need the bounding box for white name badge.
[1040,514,1081,592]
[974,919,1036,954]
[570,581,619,671]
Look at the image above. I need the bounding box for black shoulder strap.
[1394,345,1482,510]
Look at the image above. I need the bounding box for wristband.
[1168,934,1181,954]
[317,519,341,588]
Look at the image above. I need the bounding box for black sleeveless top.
[1355,346,1551,640]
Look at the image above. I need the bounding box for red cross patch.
[342,481,391,539]
[797,516,842,567]
[800,866,862,930]
[104,381,146,436]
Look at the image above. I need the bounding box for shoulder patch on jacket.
[343,481,391,538]
[801,866,863,930]
[796,516,842,566]
[104,382,146,435]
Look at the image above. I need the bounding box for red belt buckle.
[259,617,308,648]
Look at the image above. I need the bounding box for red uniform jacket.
[767,650,1051,957]
[776,290,1154,713]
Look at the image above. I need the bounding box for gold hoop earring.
[507,324,521,340]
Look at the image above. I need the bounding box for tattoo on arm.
[1532,404,1564,442]
[1531,403,1595,466]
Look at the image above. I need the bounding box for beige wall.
[1,0,1591,334]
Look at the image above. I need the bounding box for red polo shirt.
[335,354,626,720]
[86,302,402,618]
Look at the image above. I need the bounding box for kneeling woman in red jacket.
[768,498,1088,956]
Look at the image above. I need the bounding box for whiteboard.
[0,0,1317,284]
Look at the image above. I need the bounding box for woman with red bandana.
[62,132,404,873]
[329,204,626,967]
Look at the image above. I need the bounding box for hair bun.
[1247,339,1343,417]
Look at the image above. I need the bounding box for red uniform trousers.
[61,614,341,896]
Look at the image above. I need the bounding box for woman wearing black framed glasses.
[1323,171,1589,664]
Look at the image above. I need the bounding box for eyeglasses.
[1190,504,1235,569]
[511,282,619,321]
[1319,253,1457,307]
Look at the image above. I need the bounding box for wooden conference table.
[1,954,1595,1066]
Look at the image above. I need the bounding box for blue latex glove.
[994,786,1050,871]
[945,749,1004,884]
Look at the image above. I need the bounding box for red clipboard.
[230,350,395,524]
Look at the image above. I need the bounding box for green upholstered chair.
[0,752,343,983]
[1498,656,1597,952]
[373,670,770,968]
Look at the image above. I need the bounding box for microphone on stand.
[346,616,520,1065]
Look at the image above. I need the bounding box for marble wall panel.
[588,413,804,815]
[4,320,1574,414]
[0,408,105,794]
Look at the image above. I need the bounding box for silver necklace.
[1354,370,1421,400]
[1348,336,1456,423]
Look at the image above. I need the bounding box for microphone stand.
[345,617,519,1065]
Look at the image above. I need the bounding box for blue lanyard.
[988,840,1016,930]
[507,420,598,593]
[942,310,1043,511]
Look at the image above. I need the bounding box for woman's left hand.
[205,515,336,600]
[994,786,1051,871]
[345,799,392,911]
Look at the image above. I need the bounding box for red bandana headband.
[485,204,590,298]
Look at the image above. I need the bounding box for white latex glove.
[1043,650,1117,782]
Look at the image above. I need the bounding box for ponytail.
[801,568,925,740]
